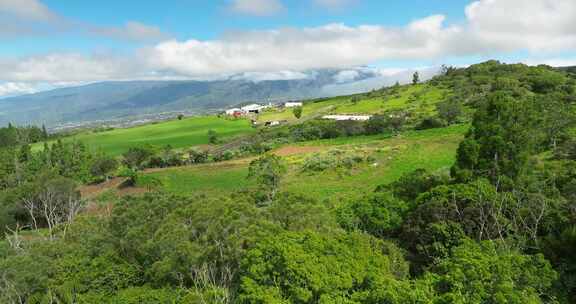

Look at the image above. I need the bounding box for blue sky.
[3,0,469,56]
[0,0,575,97]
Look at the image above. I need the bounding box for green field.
[44,116,256,156]
[146,124,466,200]
[146,162,254,195]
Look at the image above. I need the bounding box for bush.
[122,146,155,169]
[337,192,410,237]
[415,117,445,130]
[188,149,209,164]
[301,149,374,174]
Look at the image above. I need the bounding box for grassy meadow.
[41,116,256,156]
[145,124,467,200]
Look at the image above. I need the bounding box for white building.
[284,102,303,108]
[322,115,372,121]
[241,104,267,114]
[225,108,242,115]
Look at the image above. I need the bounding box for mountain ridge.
[0,68,430,127]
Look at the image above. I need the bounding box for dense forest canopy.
[1,61,576,303]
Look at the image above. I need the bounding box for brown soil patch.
[273,145,324,156]
[80,177,128,199]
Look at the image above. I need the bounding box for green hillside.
[258,83,451,123]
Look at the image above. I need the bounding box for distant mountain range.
[0,68,434,128]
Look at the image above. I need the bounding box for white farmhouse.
[241,104,266,114]
[284,102,303,108]
[322,115,372,121]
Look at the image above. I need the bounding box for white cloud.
[228,0,284,16]
[0,0,169,42]
[231,71,309,82]
[0,0,58,21]
[1,0,576,83]
[520,57,576,67]
[465,0,576,52]
[333,70,360,83]
[92,21,172,42]
[0,82,39,97]
[0,53,146,82]
[313,0,357,10]
[144,16,458,76]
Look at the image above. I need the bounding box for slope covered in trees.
[1,61,576,303]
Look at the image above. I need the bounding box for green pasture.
[39,116,256,156]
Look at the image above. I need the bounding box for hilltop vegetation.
[2,61,576,303]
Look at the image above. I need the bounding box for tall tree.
[292,106,303,119]
[248,154,287,202]
[412,71,420,85]
[451,91,537,185]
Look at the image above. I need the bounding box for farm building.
[284,102,303,108]
[241,104,270,114]
[322,115,372,121]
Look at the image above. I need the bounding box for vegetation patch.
[300,148,374,174]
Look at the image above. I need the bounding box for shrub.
[415,117,445,130]
[301,149,374,174]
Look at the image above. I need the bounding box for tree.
[412,71,420,85]
[21,174,82,239]
[423,240,557,303]
[364,114,388,135]
[451,91,537,184]
[436,99,463,125]
[388,111,407,132]
[378,168,446,202]
[248,154,287,202]
[208,129,218,144]
[337,192,409,237]
[415,117,444,130]
[122,146,154,170]
[237,231,409,303]
[90,157,118,181]
[42,124,48,139]
[292,106,303,119]
[177,114,184,120]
